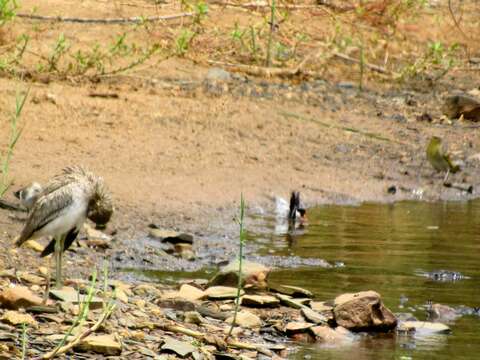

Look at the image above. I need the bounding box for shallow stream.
[132,201,480,359]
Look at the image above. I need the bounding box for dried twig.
[16,12,193,24]
[447,0,470,42]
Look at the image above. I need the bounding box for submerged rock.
[149,228,194,244]
[208,260,270,289]
[333,290,397,331]
[398,321,451,335]
[426,303,460,322]
[0,286,43,310]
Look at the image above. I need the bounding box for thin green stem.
[265,0,276,67]
[20,323,28,360]
[226,194,246,340]
[0,88,28,197]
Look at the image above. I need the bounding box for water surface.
[252,201,480,359]
[131,200,480,359]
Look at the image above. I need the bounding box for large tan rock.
[333,290,397,331]
[225,311,262,328]
[177,284,205,301]
[76,334,122,355]
[0,286,43,310]
[205,286,243,300]
[1,310,37,327]
[208,260,270,289]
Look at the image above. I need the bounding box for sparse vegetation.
[0,89,27,198]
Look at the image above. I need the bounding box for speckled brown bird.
[15,166,113,288]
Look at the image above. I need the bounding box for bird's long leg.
[54,234,66,289]
[43,256,51,304]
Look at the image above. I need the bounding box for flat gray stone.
[270,284,313,298]
[205,286,244,300]
[49,288,103,310]
[161,336,195,358]
[301,307,328,324]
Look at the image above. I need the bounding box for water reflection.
[250,201,480,360]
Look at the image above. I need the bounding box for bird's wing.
[15,185,75,246]
[40,227,79,257]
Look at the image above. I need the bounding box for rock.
[184,311,205,325]
[76,334,122,355]
[0,286,43,310]
[1,310,37,327]
[115,288,129,303]
[19,272,45,285]
[399,321,450,335]
[161,336,196,357]
[133,284,163,297]
[333,290,397,331]
[24,240,44,253]
[156,298,196,312]
[442,93,480,121]
[310,301,333,313]
[309,325,354,344]
[149,228,193,244]
[208,260,270,289]
[301,307,328,324]
[204,286,244,300]
[284,322,313,335]
[174,243,195,260]
[225,311,262,328]
[275,294,308,309]
[240,294,280,307]
[427,303,459,322]
[178,284,205,301]
[84,223,113,248]
[205,67,232,82]
[269,284,313,298]
[49,287,103,310]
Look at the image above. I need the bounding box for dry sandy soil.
[0,0,480,274]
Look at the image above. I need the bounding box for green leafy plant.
[48,33,69,71]
[0,0,17,26]
[175,29,195,56]
[225,194,246,339]
[0,89,28,197]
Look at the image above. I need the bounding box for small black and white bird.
[274,191,307,234]
[15,166,113,288]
